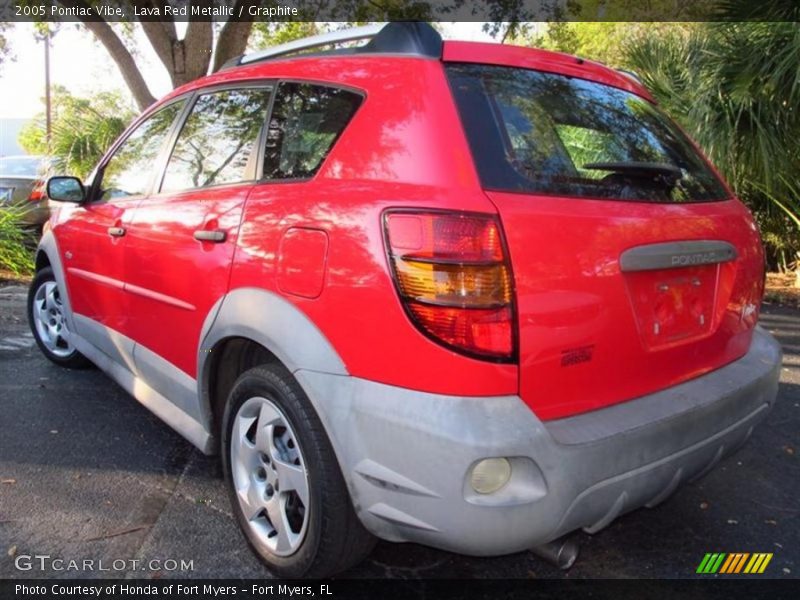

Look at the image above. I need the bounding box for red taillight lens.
[28,180,46,202]
[384,211,516,361]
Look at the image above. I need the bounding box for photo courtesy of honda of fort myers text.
[1,0,799,599]
[14,584,334,597]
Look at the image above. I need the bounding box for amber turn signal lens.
[394,260,512,308]
[384,211,516,360]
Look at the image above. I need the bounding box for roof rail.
[223,22,443,70]
[617,68,644,85]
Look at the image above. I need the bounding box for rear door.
[123,85,273,379]
[446,63,765,420]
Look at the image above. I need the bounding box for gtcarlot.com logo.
[14,554,194,573]
[696,552,773,574]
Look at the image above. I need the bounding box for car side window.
[263,83,363,180]
[99,101,184,201]
[160,88,272,193]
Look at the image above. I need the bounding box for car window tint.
[447,63,728,203]
[100,101,183,201]
[161,88,272,193]
[554,125,624,178]
[263,83,362,180]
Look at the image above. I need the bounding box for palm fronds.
[0,206,34,276]
[624,22,800,273]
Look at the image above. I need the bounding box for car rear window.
[446,63,728,203]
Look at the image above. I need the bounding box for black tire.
[222,364,376,578]
[27,267,91,369]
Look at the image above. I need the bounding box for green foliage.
[517,23,697,68]
[566,0,711,20]
[18,86,134,179]
[0,207,34,276]
[250,22,324,51]
[623,22,800,270]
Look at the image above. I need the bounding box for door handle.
[193,229,226,243]
[107,226,126,237]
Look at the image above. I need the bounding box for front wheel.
[27,267,91,369]
[222,364,375,578]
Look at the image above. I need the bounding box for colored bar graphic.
[758,554,773,573]
[697,553,728,573]
[746,554,761,573]
[720,553,747,574]
[700,552,773,575]
[748,554,764,573]
[697,553,713,574]
[710,553,726,573]
[719,554,736,574]
[734,553,750,573]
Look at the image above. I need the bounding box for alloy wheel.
[231,396,310,557]
[32,280,74,358]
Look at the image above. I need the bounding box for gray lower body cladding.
[296,326,782,555]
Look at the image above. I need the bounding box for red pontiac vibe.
[30,22,782,577]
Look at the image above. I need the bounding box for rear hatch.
[446,61,765,420]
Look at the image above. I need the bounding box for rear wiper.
[582,161,682,180]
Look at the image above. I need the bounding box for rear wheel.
[27,267,90,369]
[222,364,375,577]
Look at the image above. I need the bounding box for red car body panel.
[486,191,764,419]
[123,184,250,376]
[57,201,133,336]
[52,41,765,416]
[226,58,519,395]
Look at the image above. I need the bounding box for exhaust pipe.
[530,535,580,570]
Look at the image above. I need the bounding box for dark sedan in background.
[0,155,54,231]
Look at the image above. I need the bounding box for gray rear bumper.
[296,326,782,555]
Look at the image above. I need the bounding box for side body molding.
[33,242,348,456]
[37,231,214,452]
[197,287,348,436]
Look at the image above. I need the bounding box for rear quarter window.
[263,83,363,180]
[446,63,728,203]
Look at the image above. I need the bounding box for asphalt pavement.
[1,283,798,580]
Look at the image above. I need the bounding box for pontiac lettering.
[671,252,723,266]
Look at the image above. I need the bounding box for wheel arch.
[198,287,348,453]
[35,249,52,272]
[35,230,76,332]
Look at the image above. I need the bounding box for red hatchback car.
[31,23,781,577]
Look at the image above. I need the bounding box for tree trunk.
[212,18,254,72]
[141,18,212,89]
[178,20,213,86]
